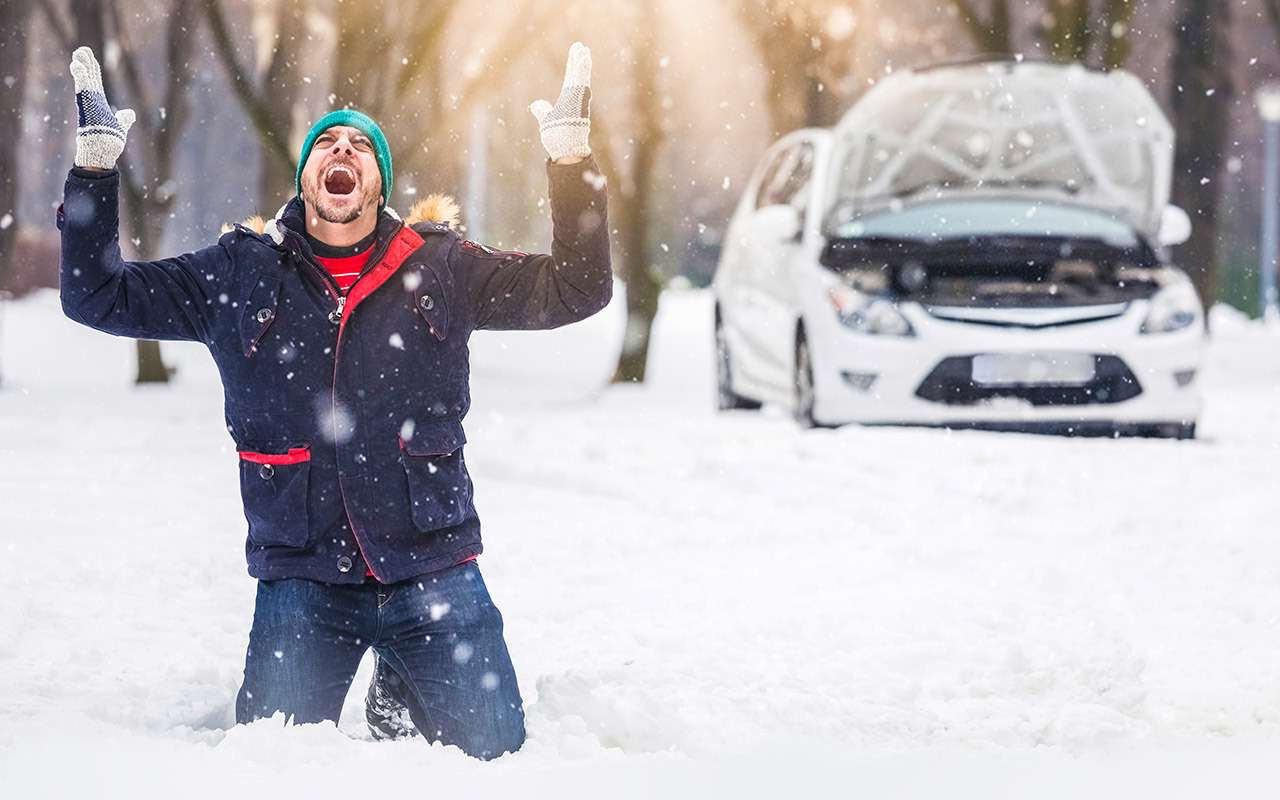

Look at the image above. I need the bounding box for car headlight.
[1140,280,1201,334]
[827,285,914,337]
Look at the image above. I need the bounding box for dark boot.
[365,654,418,741]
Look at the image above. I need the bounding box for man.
[59,43,610,760]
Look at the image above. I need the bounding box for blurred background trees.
[4,0,1280,385]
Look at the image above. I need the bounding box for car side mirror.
[1158,205,1192,247]
[754,204,802,242]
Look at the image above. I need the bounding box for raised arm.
[58,47,227,343]
[459,42,612,331]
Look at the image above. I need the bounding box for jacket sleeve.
[58,167,229,343]
[457,157,612,331]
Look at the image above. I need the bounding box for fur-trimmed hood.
[222,193,461,239]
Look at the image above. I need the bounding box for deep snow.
[1,287,1279,797]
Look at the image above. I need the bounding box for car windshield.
[828,199,1141,248]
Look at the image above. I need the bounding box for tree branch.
[1101,0,1136,70]
[1265,0,1280,43]
[948,0,1006,53]
[393,0,459,99]
[34,0,72,51]
[200,0,296,173]
[106,0,155,129]
[154,0,198,185]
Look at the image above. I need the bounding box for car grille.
[921,303,1130,329]
[915,355,1143,406]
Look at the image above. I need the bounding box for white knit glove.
[69,46,135,170]
[529,42,592,162]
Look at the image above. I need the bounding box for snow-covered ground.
[2,287,1279,798]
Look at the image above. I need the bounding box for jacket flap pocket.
[399,416,466,457]
[237,444,311,547]
[240,274,282,356]
[398,418,471,531]
[411,265,450,341]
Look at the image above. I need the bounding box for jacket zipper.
[317,226,399,582]
[280,224,401,582]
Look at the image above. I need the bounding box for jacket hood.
[222,193,462,241]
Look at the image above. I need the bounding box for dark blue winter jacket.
[58,159,611,584]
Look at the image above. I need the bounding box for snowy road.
[2,288,1279,797]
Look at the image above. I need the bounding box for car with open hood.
[713,59,1203,437]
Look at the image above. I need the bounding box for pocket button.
[337,555,353,573]
[419,294,434,311]
[255,307,274,324]
[259,463,275,480]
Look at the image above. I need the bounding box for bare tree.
[0,0,33,295]
[946,0,1013,54]
[202,0,305,211]
[601,1,666,384]
[1039,0,1135,68]
[736,0,856,138]
[1264,0,1280,37]
[39,0,198,382]
[948,0,1135,69]
[1169,0,1232,312]
[331,0,462,191]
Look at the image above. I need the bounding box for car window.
[754,147,793,210]
[756,143,815,221]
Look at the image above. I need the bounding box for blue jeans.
[235,561,525,760]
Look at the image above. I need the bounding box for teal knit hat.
[296,109,393,207]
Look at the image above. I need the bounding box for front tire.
[715,312,762,412]
[793,329,818,428]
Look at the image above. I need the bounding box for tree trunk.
[1043,0,1091,63]
[949,0,1013,54]
[609,3,665,384]
[0,0,32,294]
[737,1,837,138]
[1100,0,1136,70]
[611,136,662,384]
[256,0,305,211]
[1169,0,1232,314]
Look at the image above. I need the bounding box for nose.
[329,134,354,155]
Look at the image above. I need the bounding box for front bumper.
[808,301,1205,428]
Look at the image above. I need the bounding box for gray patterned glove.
[529,42,592,162]
[69,46,135,170]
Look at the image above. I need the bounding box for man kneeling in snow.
[58,43,609,759]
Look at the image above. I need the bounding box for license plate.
[971,353,1095,385]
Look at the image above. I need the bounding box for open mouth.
[323,164,357,196]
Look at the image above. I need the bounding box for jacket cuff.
[69,166,119,181]
[546,155,605,198]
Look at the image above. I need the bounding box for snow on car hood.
[825,61,1174,240]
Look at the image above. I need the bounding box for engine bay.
[819,236,1172,308]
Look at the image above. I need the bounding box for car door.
[749,140,816,391]
[720,142,793,395]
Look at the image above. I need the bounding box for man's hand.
[529,42,592,164]
[69,46,135,171]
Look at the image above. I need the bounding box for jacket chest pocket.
[238,446,311,547]
[410,264,450,342]
[399,417,471,531]
[239,272,284,357]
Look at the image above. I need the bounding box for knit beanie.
[295,109,394,207]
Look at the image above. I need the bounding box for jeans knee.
[469,721,525,761]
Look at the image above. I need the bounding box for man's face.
[299,125,383,225]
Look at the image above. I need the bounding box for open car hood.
[825,61,1174,240]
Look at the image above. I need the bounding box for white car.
[713,60,1204,438]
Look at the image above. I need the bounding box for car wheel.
[715,312,762,412]
[793,329,818,428]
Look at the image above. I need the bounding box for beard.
[301,167,381,224]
